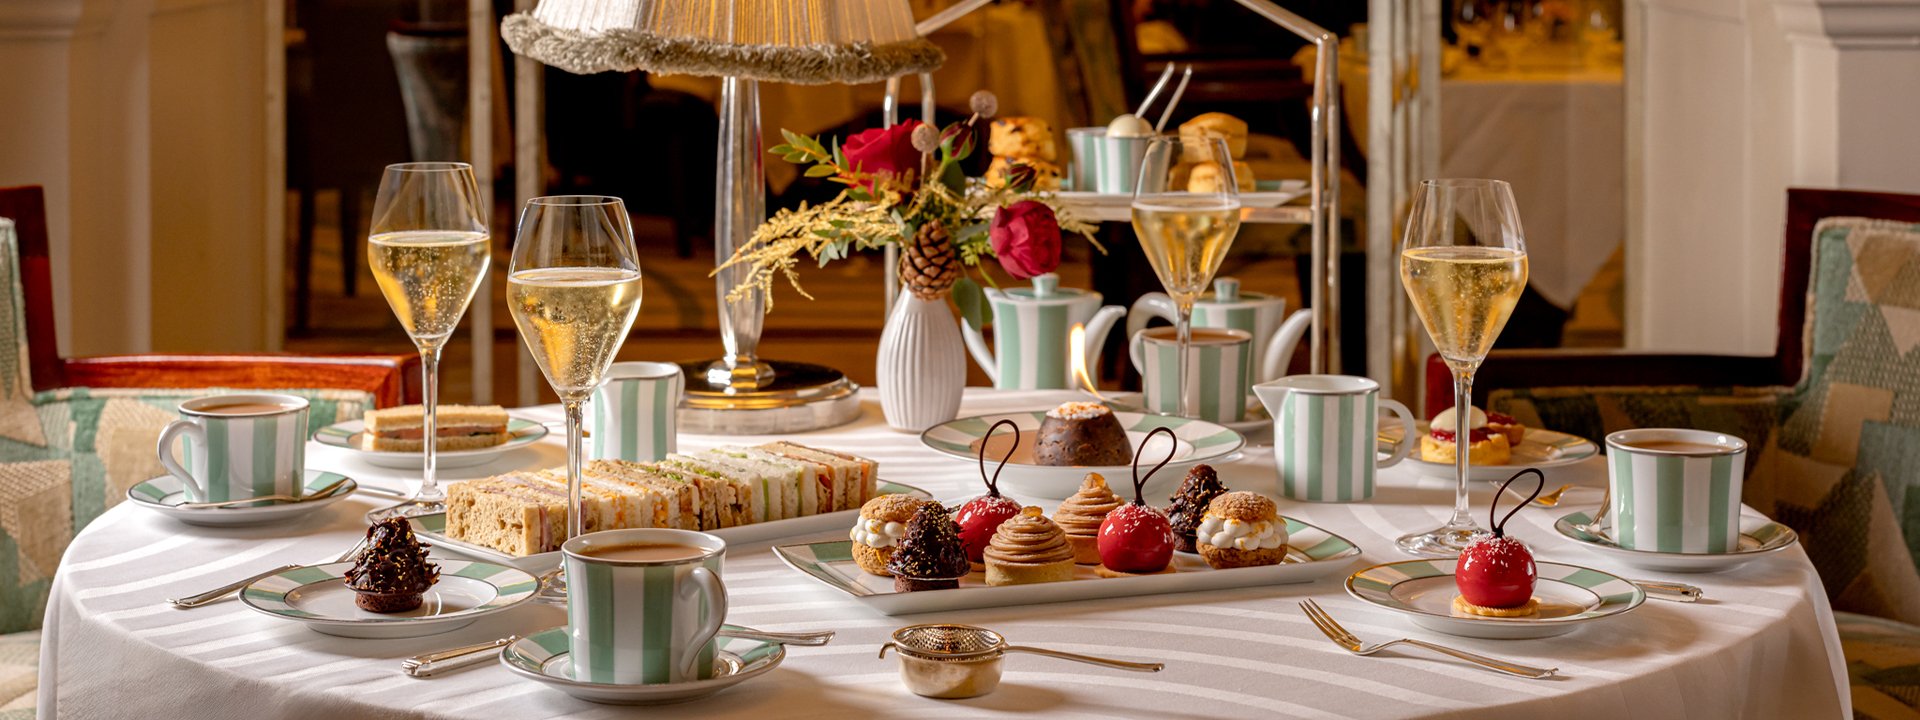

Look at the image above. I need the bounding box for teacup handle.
[678,566,727,680]
[1375,399,1416,469]
[156,418,209,500]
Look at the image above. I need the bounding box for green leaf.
[780,129,807,149]
[952,277,988,331]
[831,137,844,167]
[939,162,967,194]
[804,164,838,178]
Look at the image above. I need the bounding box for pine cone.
[900,222,960,300]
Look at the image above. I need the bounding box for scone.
[1178,112,1249,161]
[1195,491,1289,569]
[988,116,1058,162]
[986,156,1063,191]
[1485,410,1525,445]
[1185,161,1255,193]
[1052,473,1124,564]
[1420,406,1513,465]
[984,506,1076,586]
[849,494,928,576]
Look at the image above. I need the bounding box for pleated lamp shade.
[502,0,946,83]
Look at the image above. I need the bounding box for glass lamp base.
[1395,520,1492,558]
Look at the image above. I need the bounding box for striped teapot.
[961,273,1126,390]
[1127,277,1311,383]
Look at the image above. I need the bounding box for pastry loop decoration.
[1488,468,1545,538]
[1132,426,1178,503]
[980,418,1018,498]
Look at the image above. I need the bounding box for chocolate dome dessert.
[1166,464,1228,553]
[887,503,970,592]
[1032,402,1132,467]
[344,517,440,613]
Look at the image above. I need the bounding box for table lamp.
[502,0,946,433]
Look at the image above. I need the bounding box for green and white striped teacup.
[1128,326,1253,423]
[1603,429,1747,554]
[564,528,727,685]
[155,394,309,503]
[1253,375,1416,502]
[590,361,683,462]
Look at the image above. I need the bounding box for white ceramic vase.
[876,289,966,432]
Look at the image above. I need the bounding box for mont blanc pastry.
[1033,402,1132,467]
[851,494,930,577]
[1195,491,1289,569]
[984,506,1076,586]
[1053,473,1124,564]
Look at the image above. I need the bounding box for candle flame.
[1070,323,1104,400]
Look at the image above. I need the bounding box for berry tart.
[1096,426,1179,578]
[344,517,440,613]
[1033,401,1132,467]
[1053,473,1124,564]
[954,419,1026,570]
[886,503,971,592]
[1195,491,1289,569]
[984,506,1076,586]
[1420,406,1516,466]
[1454,470,1544,617]
[1165,464,1228,553]
[850,494,929,577]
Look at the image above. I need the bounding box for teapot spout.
[1082,305,1126,369]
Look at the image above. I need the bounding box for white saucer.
[1555,511,1799,573]
[312,418,548,469]
[1387,423,1600,481]
[240,559,538,639]
[126,471,356,526]
[920,410,1244,499]
[1346,558,1645,639]
[1103,392,1270,437]
[501,626,784,705]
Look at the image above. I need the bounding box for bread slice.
[590,459,700,530]
[661,453,785,523]
[709,447,824,517]
[691,450,805,520]
[516,471,621,535]
[759,442,878,509]
[542,466,664,530]
[726,446,841,513]
[633,460,752,530]
[445,472,572,555]
[361,404,510,452]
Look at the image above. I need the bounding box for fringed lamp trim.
[501,12,946,83]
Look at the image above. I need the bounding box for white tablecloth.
[1441,66,1626,309]
[39,390,1847,719]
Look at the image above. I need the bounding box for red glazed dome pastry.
[1097,426,1179,578]
[955,419,1027,569]
[1195,491,1289,569]
[1455,470,1544,617]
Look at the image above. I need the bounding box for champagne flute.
[366,162,491,521]
[507,196,644,547]
[1395,179,1528,557]
[1132,136,1243,419]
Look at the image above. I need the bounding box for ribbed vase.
[876,289,966,432]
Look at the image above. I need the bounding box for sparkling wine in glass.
[1396,178,1528,557]
[1132,136,1243,418]
[366,162,490,521]
[507,196,644,545]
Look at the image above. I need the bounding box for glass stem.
[417,343,444,502]
[1175,303,1194,418]
[564,399,586,541]
[1449,369,1475,526]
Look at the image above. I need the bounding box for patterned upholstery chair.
[0,186,417,718]
[1423,189,1920,717]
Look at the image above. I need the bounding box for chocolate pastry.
[887,503,971,592]
[1033,402,1132,467]
[344,517,439,613]
[1165,464,1227,553]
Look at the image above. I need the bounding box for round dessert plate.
[501,626,785,705]
[1346,559,1645,640]
[1057,179,1307,208]
[126,471,357,527]
[1385,422,1599,481]
[920,410,1244,499]
[312,418,548,469]
[1555,510,1799,573]
[240,559,538,639]
[1104,392,1270,437]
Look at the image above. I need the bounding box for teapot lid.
[1004,273,1094,302]
[1199,277,1273,304]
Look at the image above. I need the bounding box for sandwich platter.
[313,417,548,469]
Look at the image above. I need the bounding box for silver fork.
[168,536,368,608]
[1299,599,1557,679]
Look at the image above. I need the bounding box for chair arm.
[60,354,420,407]
[1423,351,1784,417]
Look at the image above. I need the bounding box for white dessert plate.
[920,410,1245,500]
[126,471,357,527]
[240,559,538,639]
[312,418,548,469]
[1555,510,1799,573]
[1345,559,1645,640]
[776,516,1360,616]
[408,480,934,573]
[1379,422,1599,481]
[1103,392,1270,437]
[501,626,784,705]
[1056,180,1307,208]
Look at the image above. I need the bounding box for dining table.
[35,389,1849,719]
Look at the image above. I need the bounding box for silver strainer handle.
[1002,645,1164,672]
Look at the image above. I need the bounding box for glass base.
[1396,520,1492,558]
[365,498,447,523]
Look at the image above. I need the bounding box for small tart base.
[1095,564,1174,579]
[353,590,424,613]
[1452,595,1540,617]
[1065,534,1101,565]
[852,543,895,577]
[984,558,1075,586]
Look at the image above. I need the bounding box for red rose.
[989,201,1063,279]
[842,119,924,186]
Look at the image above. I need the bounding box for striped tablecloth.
[38,389,1848,719]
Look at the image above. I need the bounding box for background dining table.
[36,389,1848,719]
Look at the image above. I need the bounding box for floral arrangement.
[716,90,1097,329]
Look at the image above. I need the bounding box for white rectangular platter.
[410,480,932,573]
[775,516,1361,615]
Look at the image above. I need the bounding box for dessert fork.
[1501,482,1576,508]
[1299,599,1556,679]
[167,536,368,608]
[179,477,350,509]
